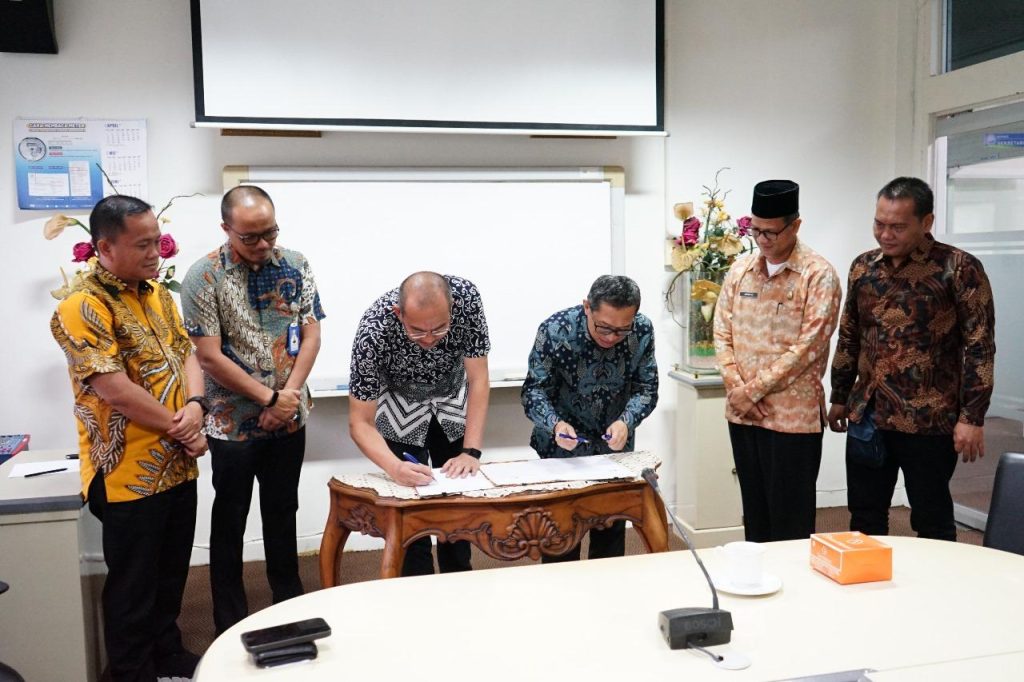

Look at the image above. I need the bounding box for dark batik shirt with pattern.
[830,234,995,434]
[181,243,325,441]
[349,275,490,447]
[521,305,658,458]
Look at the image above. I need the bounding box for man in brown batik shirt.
[828,177,995,541]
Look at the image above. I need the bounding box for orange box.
[810,532,892,584]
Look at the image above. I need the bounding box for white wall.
[2,0,917,562]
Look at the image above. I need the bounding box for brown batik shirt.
[830,234,995,435]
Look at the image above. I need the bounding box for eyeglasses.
[750,221,795,243]
[226,224,280,246]
[593,323,634,338]
[404,323,451,341]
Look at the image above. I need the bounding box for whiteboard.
[192,0,663,134]
[228,167,624,392]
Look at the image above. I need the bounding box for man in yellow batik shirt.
[714,180,842,542]
[51,195,208,682]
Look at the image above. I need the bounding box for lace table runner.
[333,450,662,500]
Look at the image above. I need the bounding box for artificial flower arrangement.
[666,168,755,368]
[42,170,195,299]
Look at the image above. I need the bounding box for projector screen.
[190,0,663,134]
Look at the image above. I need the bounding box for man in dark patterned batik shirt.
[181,185,325,634]
[828,177,995,541]
[348,272,491,576]
[521,275,658,562]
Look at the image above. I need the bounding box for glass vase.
[684,267,726,374]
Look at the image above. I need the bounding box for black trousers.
[88,474,197,682]
[384,417,472,576]
[847,430,959,541]
[208,428,306,634]
[728,423,823,542]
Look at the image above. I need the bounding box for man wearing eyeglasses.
[521,275,658,561]
[181,185,325,634]
[714,180,841,542]
[348,272,490,575]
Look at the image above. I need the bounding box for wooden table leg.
[319,506,351,588]
[379,510,405,579]
[635,485,670,553]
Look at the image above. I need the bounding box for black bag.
[847,405,887,468]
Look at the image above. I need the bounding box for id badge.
[287,322,300,357]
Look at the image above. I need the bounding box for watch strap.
[186,395,210,416]
[460,447,482,459]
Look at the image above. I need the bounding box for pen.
[402,452,434,480]
[65,453,79,459]
[26,467,68,478]
[557,433,589,444]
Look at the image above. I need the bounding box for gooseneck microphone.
[641,468,733,651]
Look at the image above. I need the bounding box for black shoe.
[156,650,201,679]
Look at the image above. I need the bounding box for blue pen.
[557,432,590,444]
[402,452,434,480]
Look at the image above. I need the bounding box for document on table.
[415,469,496,496]
[481,455,633,487]
[8,459,80,478]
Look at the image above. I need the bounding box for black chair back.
[983,452,1024,556]
[0,580,25,682]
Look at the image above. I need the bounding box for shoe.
[156,649,201,680]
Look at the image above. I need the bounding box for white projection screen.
[190,0,663,134]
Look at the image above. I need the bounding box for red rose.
[736,215,752,236]
[158,233,179,258]
[682,216,702,247]
[71,241,95,263]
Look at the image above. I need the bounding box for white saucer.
[713,572,782,596]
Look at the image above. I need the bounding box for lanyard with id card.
[287,304,301,357]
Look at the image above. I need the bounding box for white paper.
[415,469,496,496]
[9,459,80,478]
[480,455,633,487]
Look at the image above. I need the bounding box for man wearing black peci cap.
[713,180,842,541]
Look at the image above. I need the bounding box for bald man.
[181,185,325,634]
[348,272,491,576]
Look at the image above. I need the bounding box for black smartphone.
[240,617,331,654]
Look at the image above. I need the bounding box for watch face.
[18,137,47,162]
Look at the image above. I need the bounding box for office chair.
[983,452,1024,556]
[0,581,26,682]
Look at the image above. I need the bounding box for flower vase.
[684,268,726,373]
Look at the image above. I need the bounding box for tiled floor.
[949,416,1024,515]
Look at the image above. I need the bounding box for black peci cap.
[751,180,799,219]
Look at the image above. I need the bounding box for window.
[944,0,1024,72]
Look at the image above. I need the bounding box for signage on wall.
[13,118,147,210]
[984,132,1024,148]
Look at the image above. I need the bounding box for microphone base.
[658,607,733,650]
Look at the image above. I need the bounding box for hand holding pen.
[393,451,434,487]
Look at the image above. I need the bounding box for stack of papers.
[414,455,633,496]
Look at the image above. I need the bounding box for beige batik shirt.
[714,240,842,433]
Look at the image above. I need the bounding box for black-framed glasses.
[593,323,634,338]
[750,220,795,242]
[404,323,451,341]
[226,224,280,246]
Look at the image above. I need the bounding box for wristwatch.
[460,447,482,459]
[186,395,210,416]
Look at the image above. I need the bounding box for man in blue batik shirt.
[521,274,658,562]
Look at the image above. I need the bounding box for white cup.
[718,541,765,586]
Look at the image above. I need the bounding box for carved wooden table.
[319,476,669,586]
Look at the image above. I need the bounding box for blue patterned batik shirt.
[181,243,325,441]
[521,304,658,458]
